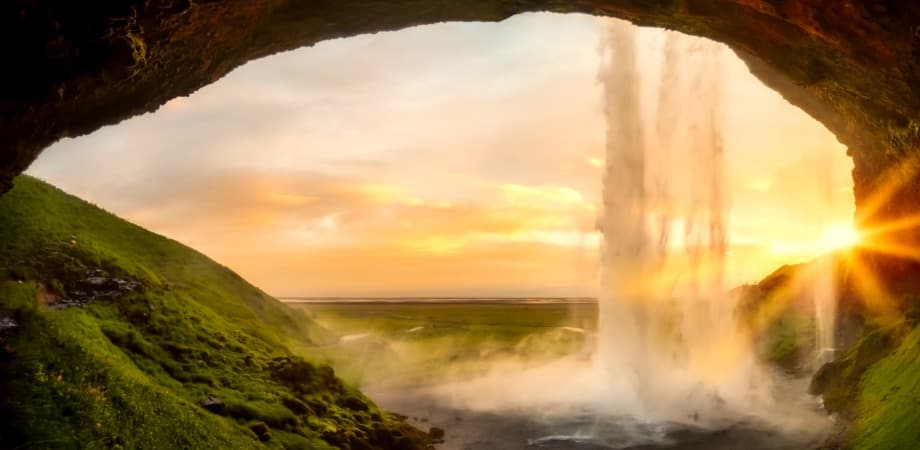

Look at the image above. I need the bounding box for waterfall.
[597,20,767,423]
[813,255,837,365]
[814,150,839,365]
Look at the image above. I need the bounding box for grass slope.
[743,257,920,449]
[850,324,920,448]
[0,176,429,449]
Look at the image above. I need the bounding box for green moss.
[273,429,335,450]
[849,324,920,449]
[758,309,815,370]
[0,176,429,449]
[3,306,255,449]
[124,30,148,76]
[811,327,896,415]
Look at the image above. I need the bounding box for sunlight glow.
[27,13,857,297]
[818,223,861,252]
[499,184,588,209]
[855,153,920,227]
[841,251,905,329]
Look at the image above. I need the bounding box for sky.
[28,13,854,297]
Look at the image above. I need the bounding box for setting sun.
[819,223,861,252]
[7,4,920,449]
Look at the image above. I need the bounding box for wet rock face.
[1,1,919,223]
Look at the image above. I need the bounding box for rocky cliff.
[2,1,919,231]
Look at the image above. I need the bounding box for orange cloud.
[29,14,855,297]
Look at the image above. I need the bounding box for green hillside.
[742,257,920,449]
[2,174,918,449]
[0,176,429,449]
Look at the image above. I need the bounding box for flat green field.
[290,302,597,387]
[297,301,596,341]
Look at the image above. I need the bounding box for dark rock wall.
[2,1,919,230]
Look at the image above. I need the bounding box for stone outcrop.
[2,1,919,230]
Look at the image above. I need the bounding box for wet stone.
[429,426,445,443]
[0,314,18,332]
[199,394,225,413]
[0,313,19,344]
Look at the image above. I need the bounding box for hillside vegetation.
[742,258,920,449]
[2,174,918,449]
[0,176,430,449]
[298,302,592,387]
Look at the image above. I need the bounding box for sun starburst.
[818,223,862,253]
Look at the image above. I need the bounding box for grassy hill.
[741,256,920,449]
[0,176,430,449]
[2,174,918,449]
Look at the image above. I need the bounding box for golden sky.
[29,14,853,297]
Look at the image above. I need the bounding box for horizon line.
[278,295,597,299]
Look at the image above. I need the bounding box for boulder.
[428,426,445,443]
[249,422,271,442]
[199,395,224,413]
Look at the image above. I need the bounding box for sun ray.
[859,212,920,239]
[818,223,862,253]
[745,263,817,334]
[842,252,905,330]
[856,239,920,264]
[692,262,820,377]
[855,153,920,227]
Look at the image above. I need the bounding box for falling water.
[814,153,839,365]
[597,20,767,423]
[813,256,837,365]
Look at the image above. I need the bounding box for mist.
[296,19,838,449]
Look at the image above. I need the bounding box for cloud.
[104,170,601,297]
[27,13,853,296]
[102,169,597,254]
